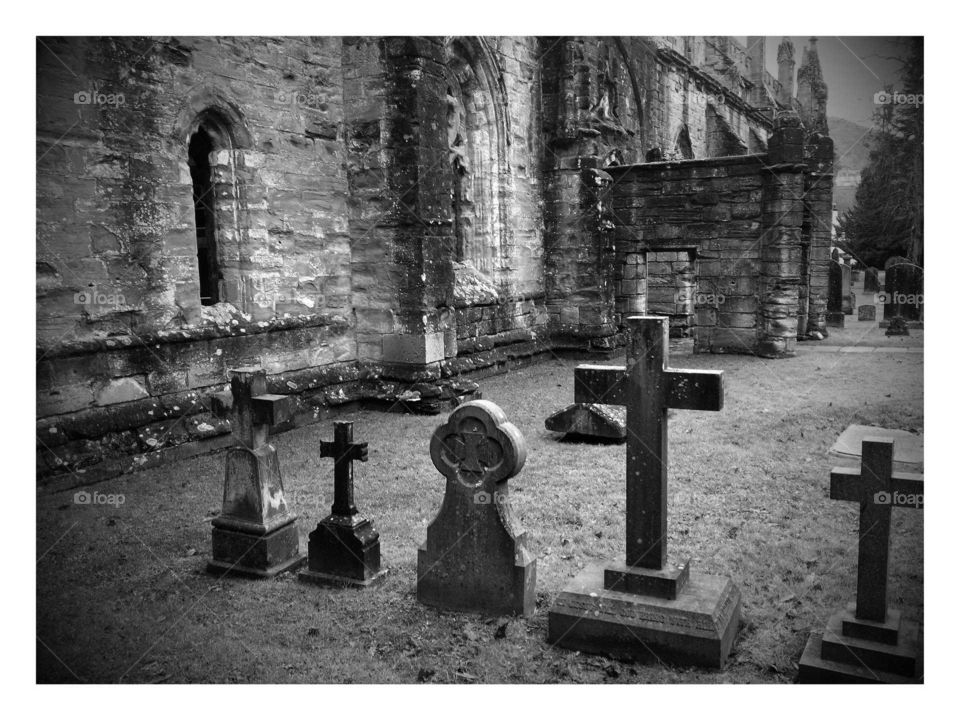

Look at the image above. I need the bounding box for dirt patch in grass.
[37,335,923,683]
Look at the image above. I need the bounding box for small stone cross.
[319,421,368,518]
[212,366,294,450]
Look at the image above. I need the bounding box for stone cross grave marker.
[299,421,386,587]
[417,400,536,616]
[207,367,303,578]
[548,316,741,668]
[799,438,924,682]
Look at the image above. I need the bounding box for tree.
[837,38,923,268]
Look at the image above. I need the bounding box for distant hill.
[828,116,875,215]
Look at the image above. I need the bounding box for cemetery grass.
[37,327,923,684]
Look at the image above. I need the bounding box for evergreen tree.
[838,38,923,268]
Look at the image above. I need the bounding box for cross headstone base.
[299,515,387,588]
[207,444,304,579]
[548,564,741,668]
[603,559,691,600]
[798,603,921,683]
[208,522,303,579]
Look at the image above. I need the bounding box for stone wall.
[602,112,830,357]
[606,154,770,354]
[36,36,832,486]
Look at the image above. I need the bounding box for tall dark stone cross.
[799,438,924,682]
[299,421,386,587]
[549,316,741,668]
[570,316,723,574]
[207,367,304,578]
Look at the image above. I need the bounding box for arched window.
[188,126,220,305]
[176,95,253,315]
[675,126,694,159]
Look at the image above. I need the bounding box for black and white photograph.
[20,0,948,705]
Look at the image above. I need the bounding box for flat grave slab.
[829,424,923,472]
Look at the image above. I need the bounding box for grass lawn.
[36,325,923,683]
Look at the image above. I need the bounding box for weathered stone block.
[94,377,150,406]
[381,332,444,365]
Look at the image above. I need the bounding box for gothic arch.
[173,86,253,149]
[613,37,645,136]
[443,37,511,278]
[674,125,695,159]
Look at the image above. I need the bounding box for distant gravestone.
[207,367,303,578]
[882,258,923,323]
[863,267,881,294]
[299,421,386,588]
[827,260,846,328]
[548,316,740,668]
[858,304,876,322]
[885,316,910,336]
[417,400,536,616]
[799,438,923,683]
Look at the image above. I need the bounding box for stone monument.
[417,400,536,616]
[207,367,303,578]
[548,316,740,668]
[299,421,386,587]
[798,438,923,683]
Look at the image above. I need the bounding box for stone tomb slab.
[544,402,626,440]
[548,563,741,668]
[829,424,923,472]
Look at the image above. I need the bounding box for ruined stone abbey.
[37,36,833,481]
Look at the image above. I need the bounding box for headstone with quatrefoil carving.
[417,400,536,616]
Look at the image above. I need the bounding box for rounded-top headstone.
[430,399,526,493]
[418,399,535,616]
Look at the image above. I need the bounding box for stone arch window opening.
[184,109,246,309]
[188,125,220,305]
[674,126,694,160]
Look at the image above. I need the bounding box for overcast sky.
[755,36,918,127]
